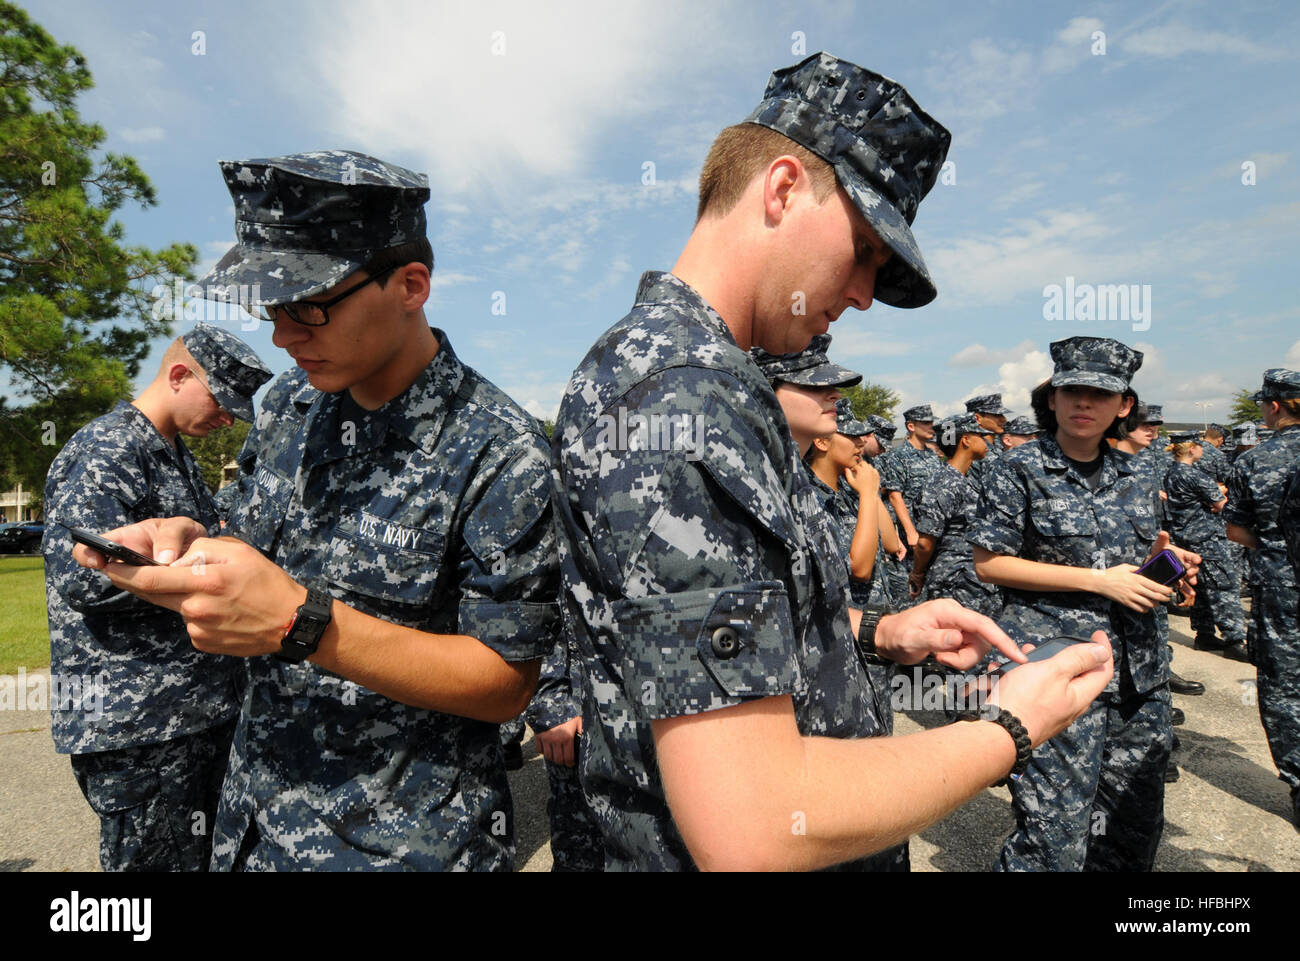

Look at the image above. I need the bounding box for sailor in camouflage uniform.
[964,393,1012,496]
[1002,415,1039,450]
[522,623,605,872]
[551,52,1112,872]
[877,402,940,607]
[911,413,1001,617]
[74,151,559,871]
[753,339,906,868]
[1225,369,1300,828]
[45,323,271,871]
[1163,432,1247,657]
[970,337,1200,871]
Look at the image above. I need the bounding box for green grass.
[0,557,50,674]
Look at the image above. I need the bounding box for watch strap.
[275,587,333,664]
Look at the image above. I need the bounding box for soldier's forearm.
[973,549,1097,594]
[1226,523,1258,550]
[310,603,542,722]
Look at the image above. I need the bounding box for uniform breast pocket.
[227,468,293,553]
[321,520,447,627]
[1028,503,1100,566]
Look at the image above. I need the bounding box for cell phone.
[61,524,160,566]
[994,636,1092,675]
[1136,549,1185,586]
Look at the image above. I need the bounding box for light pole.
[1195,402,1212,433]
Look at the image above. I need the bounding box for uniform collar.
[118,401,172,455]
[634,271,737,348]
[297,328,467,463]
[1037,431,1132,485]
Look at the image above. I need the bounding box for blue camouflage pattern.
[210,329,560,871]
[552,271,898,871]
[1164,461,1246,647]
[743,53,950,309]
[970,432,1170,871]
[913,463,1001,617]
[1049,337,1142,394]
[43,401,243,755]
[1224,424,1300,798]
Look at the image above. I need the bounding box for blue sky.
[22,0,1299,427]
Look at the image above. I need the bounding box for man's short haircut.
[1204,426,1224,441]
[159,337,197,375]
[696,123,840,222]
[360,238,434,287]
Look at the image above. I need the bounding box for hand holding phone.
[62,524,161,566]
[1135,549,1185,586]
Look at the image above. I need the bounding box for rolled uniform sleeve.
[45,455,163,617]
[1223,461,1253,530]
[458,442,559,663]
[968,456,1028,556]
[568,368,804,721]
[914,476,956,540]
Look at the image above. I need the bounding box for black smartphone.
[62,524,160,566]
[994,635,1093,674]
[1136,549,1185,585]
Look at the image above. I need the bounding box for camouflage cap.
[1251,368,1300,402]
[1004,415,1038,436]
[182,323,273,423]
[1139,404,1164,425]
[1168,430,1200,444]
[743,52,951,309]
[902,403,934,423]
[941,412,996,440]
[964,393,1013,417]
[750,333,863,388]
[1049,336,1143,394]
[198,150,431,306]
[1232,423,1258,445]
[863,414,896,441]
[835,398,869,436]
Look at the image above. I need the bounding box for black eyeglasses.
[255,266,398,327]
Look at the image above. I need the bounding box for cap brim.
[207,378,255,423]
[835,161,937,309]
[196,244,366,305]
[1050,370,1128,394]
[780,361,863,389]
[837,420,869,436]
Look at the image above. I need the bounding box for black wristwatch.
[275,588,333,664]
[855,605,893,665]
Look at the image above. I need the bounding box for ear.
[167,364,191,392]
[1046,390,1057,413]
[1117,394,1134,419]
[812,435,831,454]
[762,155,803,225]
[394,262,431,313]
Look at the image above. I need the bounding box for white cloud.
[1217,152,1289,181]
[830,326,913,360]
[298,1,734,197]
[1286,341,1300,367]
[1042,17,1105,73]
[948,339,1037,368]
[996,349,1053,412]
[118,126,165,143]
[1122,23,1284,61]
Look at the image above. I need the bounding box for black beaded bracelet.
[958,706,1032,787]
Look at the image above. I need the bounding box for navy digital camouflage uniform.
[859,414,902,609]
[213,337,558,871]
[878,405,941,608]
[1164,455,1245,648]
[913,419,1001,618]
[969,338,1170,872]
[44,324,271,871]
[1282,462,1300,585]
[964,394,1012,496]
[552,52,948,872]
[1224,370,1300,810]
[195,151,560,871]
[522,623,605,872]
[830,398,894,611]
[1196,433,1242,600]
[555,271,913,871]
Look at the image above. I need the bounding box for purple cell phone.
[1136,549,1184,585]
